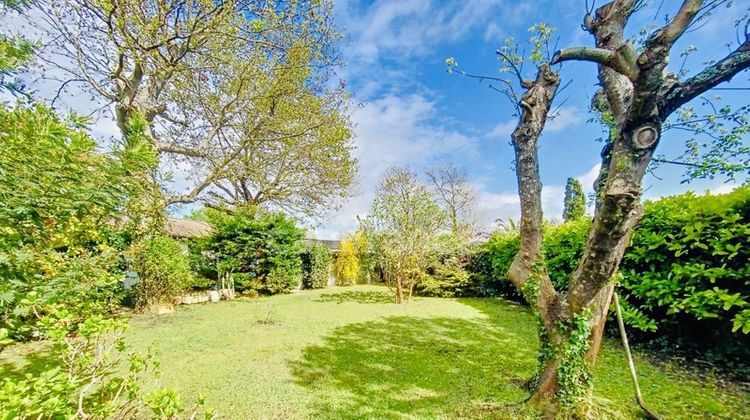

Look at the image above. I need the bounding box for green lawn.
[118,286,749,419]
[4,286,747,418]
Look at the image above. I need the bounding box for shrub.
[464,243,522,299]
[543,217,590,290]
[302,243,332,289]
[333,238,359,286]
[0,316,212,418]
[481,231,523,300]
[0,103,134,344]
[128,235,192,309]
[419,253,471,297]
[618,187,750,370]
[200,208,304,295]
[476,187,750,375]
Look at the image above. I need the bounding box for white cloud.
[312,93,480,238]
[338,0,507,63]
[576,163,601,193]
[472,163,601,231]
[487,119,517,139]
[545,106,584,133]
[483,23,505,42]
[710,183,737,195]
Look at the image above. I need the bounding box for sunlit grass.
[3,285,747,418]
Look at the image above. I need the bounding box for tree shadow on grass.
[316,290,395,304]
[290,306,540,419]
[0,346,61,382]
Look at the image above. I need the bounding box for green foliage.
[555,309,594,413]
[562,177,586,221]
[417,235,472,298]
[198,208,304,295]
[0,316,211,418]
[0,103,136,345]
[0,0,34,95]
[478,187,750,373]
[478,232,523,299]
[302,243,332,289]
[333,238,359,286]
[128,235,192,309]
[619,186,750,368]
[361,168,447,302]
[660,99,750,182]
[542,217,590,290]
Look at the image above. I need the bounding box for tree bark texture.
[509,1,750,415]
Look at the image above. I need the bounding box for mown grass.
[3,285,748,418]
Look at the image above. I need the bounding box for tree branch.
[659,39,750,119]
[156,142,206,158]
[653,0,703,47]
[551,45,639,80]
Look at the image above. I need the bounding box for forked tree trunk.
[502,63,572,413]
[395,274,404,304]
[532,0,750,416]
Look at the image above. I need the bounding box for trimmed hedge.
[302,243,332,289]
[479,186,750,374]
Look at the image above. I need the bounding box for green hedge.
[302,243,332,289]
[128,235,192,309]
[480,186,750,373]
[193,208,304,295]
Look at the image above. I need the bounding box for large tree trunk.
[503,64,574,413]
[537,0,750,415]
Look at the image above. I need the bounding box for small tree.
[562,177,586,221]
[361,168,446,303]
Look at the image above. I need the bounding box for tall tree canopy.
[27,0,355,213]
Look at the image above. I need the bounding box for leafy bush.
[333,238,359,286]
[419,253,470,297]
[481,231,523,300]
[302,242,332,289]
[413,235,470,297]
[127,235,192,309]
[464,243,522,299]
[476,187,750,374]
[543,217,590,290]
[618,187,750,369]
[198,208,304,295]
[0,103,134,344]
[0,316,212,418]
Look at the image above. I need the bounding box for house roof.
[305,238,341,252]
[164,218,215,238]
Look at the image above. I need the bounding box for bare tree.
[452,5,750,414]
[425,164,477,237]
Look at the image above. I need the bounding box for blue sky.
[311,0,750,238]
[2,1,747,239]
